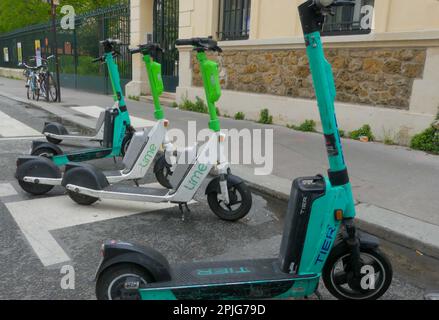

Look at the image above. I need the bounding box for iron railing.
[0,3,131,95]
[322,0,374,36]
[217,0,251,41]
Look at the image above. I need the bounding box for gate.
[153,0,179,92]
[0,4,131,95]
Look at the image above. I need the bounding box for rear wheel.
[323,244,393,300]
[43,123,63,145]
[121,135,132,157]
[18,178,54,196]
[67,190,99,206]
[207,182,252,221]
[153,154,173,189]
[96,263,153,300]
[47,73,58,102]
[31,147,58,158]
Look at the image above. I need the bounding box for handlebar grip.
[92,56,103,63]
[175,39,196,46]
[129,48,141,55]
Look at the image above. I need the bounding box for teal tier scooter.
[16,39,135,196]
[92,0,393,301]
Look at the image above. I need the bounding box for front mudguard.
[205,174,244,195]
[335,230,380,251]
[61,163,109,190]
[95,241,172,283]
[31,140,63,156]
[15,156,62,180]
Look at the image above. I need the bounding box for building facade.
[128,0,439,143]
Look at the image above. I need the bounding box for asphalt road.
[0,95,438,300]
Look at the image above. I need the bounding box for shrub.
[128,95,140,101]
[288,120,317,132]
[410,126,439,154]
[349,124,375,141]
[258,108,273,125]
[180,96,208,114]
[339,129,346,138]
[234,112,245,120]
[170,102,178,108]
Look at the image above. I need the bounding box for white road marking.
[72,106,156,129]
[0,110,40,137]
[6,184,185,267]
[0,183,17,197]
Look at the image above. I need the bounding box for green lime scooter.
[93,0,393,301]
[16,39,135,195]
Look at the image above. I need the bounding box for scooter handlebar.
[129,43,163,55]
[175,37,222,53]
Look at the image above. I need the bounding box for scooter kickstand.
[133,180,140,187]
[178,203,191,221]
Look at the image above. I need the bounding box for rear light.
[334,209,344,221]
[164,120,170,128]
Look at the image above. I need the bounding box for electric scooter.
[16,39,135,196]
[64,38,253,221]
[41,41,127,145]
[60,43,177,205]
[93,0,393,301]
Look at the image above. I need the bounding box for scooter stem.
[299,0,356,218]
[105,52,127,111]
[197,51,221,132]
[143,54,165,120]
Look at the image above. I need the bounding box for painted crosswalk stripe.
[0,110,40,137]
[0,183,18,197]
[6,186,182,267]
[72,106,156,129]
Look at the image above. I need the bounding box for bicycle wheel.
[47,73,58,102]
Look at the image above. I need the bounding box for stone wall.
[192,48,427,110]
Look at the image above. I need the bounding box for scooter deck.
[139,258,318,300]
[104,184,169,196]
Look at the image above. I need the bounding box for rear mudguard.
[43,122,69,135]
[31,141,63,155]
[95,241,172,283]
[15,156,62,180]
[205,174,244,195]
[61,163,109,190]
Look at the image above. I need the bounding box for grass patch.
[287,119,317,132]
[349,124,375,141]
[410,126,439,154]
[128,95,140,101]
[234,112,245,120]
[258,108,273,125]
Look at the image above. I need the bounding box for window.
[322,0,374,36]
[218,0,251,41]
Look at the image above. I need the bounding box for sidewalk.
[1,76,439,259]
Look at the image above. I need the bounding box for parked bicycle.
[19,55,58,102]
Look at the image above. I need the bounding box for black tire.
[43,124,63,145]
[323,244,393,300]
[47,74,57,102]
[31,147,58,158]
[18,178,54,196]
[153,154,173,189]
[96,263,154,300]
[67,190,99,206]
[207,182,252,221]
[121,135,132,157]
[27,85,31,100]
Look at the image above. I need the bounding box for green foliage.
[339,129,346,138]
[170,102,178,109]
[128,95,140,101]
[258,108,273,125]
[58,55,99,75]
[0,0,127,34]
[287,120,317,132]
[349,124,375,141]
[234,112,245,120]
[410,126,439,154]
[179,96,208,114]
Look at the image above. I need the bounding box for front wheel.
[207,182,252,221]
[96,263,154,300]
[153,154,173,189]
[67,190,99,206]
[323,244,393,300]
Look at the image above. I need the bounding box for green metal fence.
[0,4,131,95]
